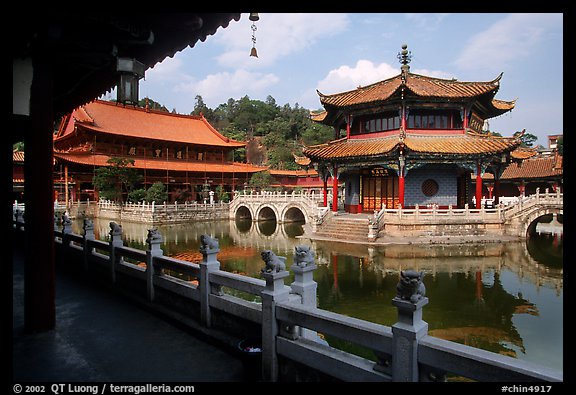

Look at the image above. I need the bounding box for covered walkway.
[12,245,247,382]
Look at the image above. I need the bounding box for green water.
[73,217,563,372]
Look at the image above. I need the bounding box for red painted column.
[331,253,339,291]
[487,185,493,199]
[399,173,405,208]
[476,161,483,209]
[398,154,405,208]
[332,165,338,212]
[475,271,483,301]
[323,177,328,207]
[346,114,351,138]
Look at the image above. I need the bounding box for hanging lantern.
[116,57,145,105]
[249,13,259,57]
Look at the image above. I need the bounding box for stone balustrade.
[12,214,562,382]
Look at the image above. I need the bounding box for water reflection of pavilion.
[72,217,561,366]
[311,240,562,295]
[311,239,562,361]
[77,218,562,293]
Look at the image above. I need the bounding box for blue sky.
[105,13,563,147]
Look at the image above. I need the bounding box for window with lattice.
[421,179,439,197]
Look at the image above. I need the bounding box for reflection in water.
[72,217,562,371]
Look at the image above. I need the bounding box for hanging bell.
[249,13,259,22]
[250,46,258,58]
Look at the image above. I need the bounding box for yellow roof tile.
[303,131,521,161]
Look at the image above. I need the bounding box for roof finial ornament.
[398,44,412,75]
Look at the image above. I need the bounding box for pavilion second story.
[312,46,515,141]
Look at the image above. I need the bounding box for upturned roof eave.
[316,72,506,114]
[303,131,522,163]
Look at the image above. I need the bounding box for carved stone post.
[61,213,72,247]
[368,215,379,242]
[199,234,220,328]
[16,209,25,231]
[260,250,290,382]
[146,228,164,301]
[290,246,318,340]
[82,218,95,271]
[108,222,123,283]
[391,270,429,382]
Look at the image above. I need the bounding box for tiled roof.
[303,131,520,161]
[310,110,327,122]
[501,155,563,180]
[317,72,512,110]
[268,169,319,177]
[56,100,245,148]
[510,146,538,160]
[293,154,312,166]
[54,152,266,174]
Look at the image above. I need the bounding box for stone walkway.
[12,246,247,382]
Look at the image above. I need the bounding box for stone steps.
[314,215,370,241]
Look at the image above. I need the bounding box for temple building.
[303,45,534,213]
[478,146,563,200]
[53,100,266,203]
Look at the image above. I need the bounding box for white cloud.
[411,68,455,80]
[317,60,399,94]
[456,13,562,70]
[215,13,350,69]
[145,55,188,82]
[174,69,280,108]
[315,59,456,100]
[404,13,450,30]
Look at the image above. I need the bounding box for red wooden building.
[54,100,266,203]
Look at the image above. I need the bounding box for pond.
[71,217,563,372]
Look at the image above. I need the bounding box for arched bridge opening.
[235,205,252,222]
[526,212,563,237]
[257,206,277,222]
[283,206,306,223]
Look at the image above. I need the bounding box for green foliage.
[146,182,168,204]
[127,188,147,203]
[248,171,275,190]
[138,98,169,112]
[93,157,142,202]
[215,185,229,202]
[126,182,168,204]
[190,94,334,170]
[514,130,538,148]
[556,136,563,155]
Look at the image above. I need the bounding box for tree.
[146,182,168,204]
[138,97,169,112]
[127,188,147,203]
[191,95,214,121]
[514,129,538,148]
[249,171,275,190]
[93,157,142,202]
[215,185,229,202]
[556,136,563,155]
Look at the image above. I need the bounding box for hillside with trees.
[189,95,334,170]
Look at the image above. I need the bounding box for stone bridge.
[501,189,563,237]
[315,189,563,242]
[230,191,324,224]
